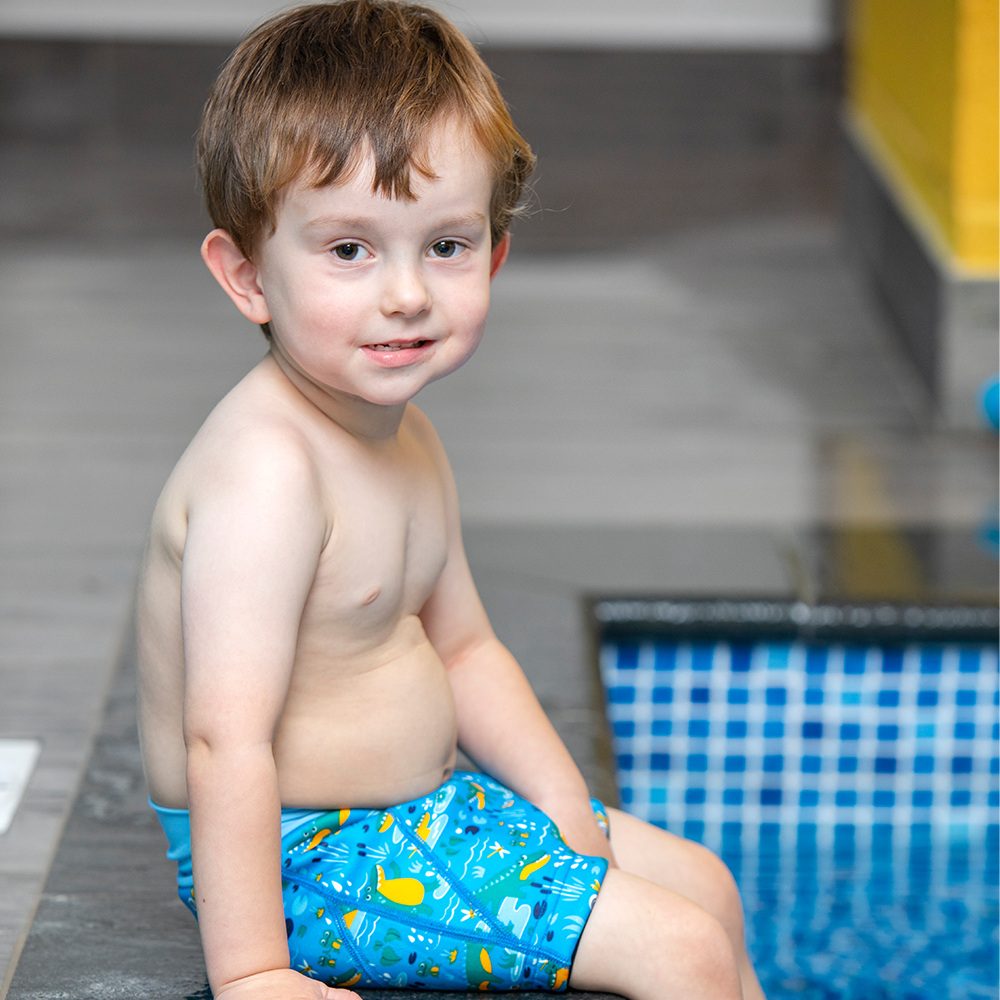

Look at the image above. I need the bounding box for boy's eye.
[431,240,459,258]
[332,243,368,261]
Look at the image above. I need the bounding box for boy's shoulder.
[183,361,321,477]
[158,359,451,533]
[154,360,329,535]
[398,400,447,456]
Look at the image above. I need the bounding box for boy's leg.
[569,868,742,999]
[573,808,765,1000]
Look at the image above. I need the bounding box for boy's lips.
[360,338,435,368]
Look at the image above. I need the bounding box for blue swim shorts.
[152,772,610,991]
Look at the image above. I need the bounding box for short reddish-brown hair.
[197,0,535,260]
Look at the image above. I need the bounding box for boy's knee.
[699,841,743,901]
[672,836,746,935]
[684,902,739,969]
[573,870,741,997]
[654,899,741,999]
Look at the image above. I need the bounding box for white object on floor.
[0,739,41,835]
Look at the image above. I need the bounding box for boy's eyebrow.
[300,211,488,235]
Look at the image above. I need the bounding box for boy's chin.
[288,363,429,410]
[352,377,434,409]
[365,364,462,407]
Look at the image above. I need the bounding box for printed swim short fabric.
[275,773,608,991]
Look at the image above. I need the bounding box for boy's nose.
[380,263,431,318]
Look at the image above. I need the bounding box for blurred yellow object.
[828,438,926,601]
[849,0,998,272]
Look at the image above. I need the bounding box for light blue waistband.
[149,799,326,892]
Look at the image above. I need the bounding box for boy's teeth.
[373,341,423,351]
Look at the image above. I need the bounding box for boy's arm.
[179,434,349,998]
[442,625,615,864]
[414,414,614,864]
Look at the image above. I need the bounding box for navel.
[361,586,381,606]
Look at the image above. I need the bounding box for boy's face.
[245,119,506,410]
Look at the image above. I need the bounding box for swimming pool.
[596,601,998,999]
[729,819,996,999]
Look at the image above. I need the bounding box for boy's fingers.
[213,968,363,999]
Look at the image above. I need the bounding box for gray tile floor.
[0,215,996,994]
[0,241,266,992]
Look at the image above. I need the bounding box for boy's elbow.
[183,729,276,771]
[183,723,222,758]
[441,633,504,675]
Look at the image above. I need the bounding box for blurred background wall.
[3,1,993,431]
[0,0,834,43]
[843,0,998,428]
[0,0,842,250]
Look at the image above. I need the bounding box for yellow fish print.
[376,865,425,906]
[306,829,331,851]
[519,854,551,880]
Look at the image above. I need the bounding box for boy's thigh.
[605,808,744,934]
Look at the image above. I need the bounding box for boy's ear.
[489,232,511,282]
[201,229,271,325]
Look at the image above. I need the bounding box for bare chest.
[297,437,449,651]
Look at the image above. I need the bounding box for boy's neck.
[266,349,407,441]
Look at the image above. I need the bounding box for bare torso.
[136,356,459,809]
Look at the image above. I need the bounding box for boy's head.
[197,0,534,264]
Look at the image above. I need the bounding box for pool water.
[599,637,999,999]
[723,821,996,999]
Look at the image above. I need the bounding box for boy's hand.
[214,969,362,1000]
[542,799,617,868]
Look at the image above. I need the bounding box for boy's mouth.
[360,338,435,368]
[369,339,430,352]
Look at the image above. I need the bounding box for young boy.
[136,3,765,998]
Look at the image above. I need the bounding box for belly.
[271,635,459,809]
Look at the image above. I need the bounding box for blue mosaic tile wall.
[600,640,999,841]
[599,636,999,998]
